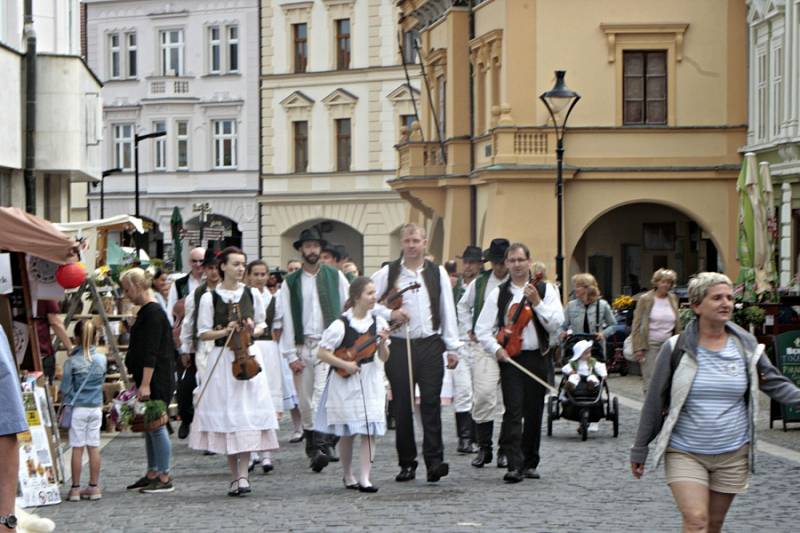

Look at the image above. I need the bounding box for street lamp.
[540,70,580,299]
[134,130,167,219]
[93,167,122,219]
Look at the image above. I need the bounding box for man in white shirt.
[167,247,206,321]
[457,238,511,468]
[279,227,350,472]
[371,223,462,483]
[475,243,564,483]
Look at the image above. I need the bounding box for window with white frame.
[160,29,184,76]
[209,26,221,73]
[756,45,768,141]
[113,124,134,170]
[228,26,239,72]
[153,121,167,170]
[771,41,783,138]
[108,32,137,79]
[109,33,121,78]
[176,120,189,169]
[208,24,239,74]
[212,119,237,168]
[127,32,137,77]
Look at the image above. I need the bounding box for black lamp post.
[540,70,580,299]
[94,167,122,219]
[133,130,167,219]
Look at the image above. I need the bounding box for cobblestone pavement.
[36,389,800,533]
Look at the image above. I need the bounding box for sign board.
[773,330,800,425]
[16,388,61,508]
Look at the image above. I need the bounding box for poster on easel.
[16,388,61,508]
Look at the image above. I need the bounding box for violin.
[228,302,262,380]
[496,271,544,358]
[334,321,402,377]
[381,282,422,310]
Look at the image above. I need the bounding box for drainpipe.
[23,0,37,214]
[468,0,477,245]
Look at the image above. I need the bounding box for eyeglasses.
[191,259,204,264]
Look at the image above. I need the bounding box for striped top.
[669,338,749,455]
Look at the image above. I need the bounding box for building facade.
[394,0,747,297]
[260,0,420,274]
[84,0,260,263]
[0,0,102,222]
[744,0,800,288]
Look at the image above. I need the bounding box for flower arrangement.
[734,304,766,328]
[611,295,634,311]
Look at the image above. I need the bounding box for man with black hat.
[279,227,349,472]
[457,238,512,467]
[176,249,220,439]
[320,243,342,267]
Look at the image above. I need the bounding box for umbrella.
[0,207,77,264]
[736,154,757,302]
[171,206,183,272]
[758,161,778,291]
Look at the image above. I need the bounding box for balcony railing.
[147,77,191,98]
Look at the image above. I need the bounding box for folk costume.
[371,258,462,482]
[475,275,563,480]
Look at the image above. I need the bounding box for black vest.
[255,296,277,340]
[212,288,255,346]
[339,315,377,366]
[175,274,192,300]
[496,278,550,354]
[384,259,441,331]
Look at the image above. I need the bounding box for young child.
[561,339,607,393]
[60,320,107,502]
[315,277,391,492]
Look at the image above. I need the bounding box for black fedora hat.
[483,238,510,262]
[457,245,484,262]
[322,242,342,261]
[293,227,328,250]
[202,248,219,267]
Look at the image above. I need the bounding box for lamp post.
[133,130,167,219]
[540,70,580,299]
[94,167,122,219]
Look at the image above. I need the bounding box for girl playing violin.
[188,247,280,497]
[315,277,391,492]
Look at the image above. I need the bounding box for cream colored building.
[260,0,420,273]
[394,0,747,297]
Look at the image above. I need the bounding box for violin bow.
[504,357,558,395]
[358,370,373,462]
[194,327,236,408]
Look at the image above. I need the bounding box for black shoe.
[358,484,379,493]
[289,430,304,443]
[126,476,154,491]
[227,481,240,497]
[237,478,251,494]
[343,478,359,490]
[522,468,540,479]
[248,458,257,473]
[140,478,175,493]
[262,462,274,474]
[457,437,477,454]
[387,415,396,430]
[203,450,216,456]
[471,447,493,468]
[395,462,417,482]
[310,451,330,473]
[455,412,477,453]
[503,470,524,483]
[426,462,449,483]
[496,451,508,469]
[325,435,340,462]
[178,421,190,440]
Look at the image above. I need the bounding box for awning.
[55,214,144,268]
[0,207,78,264]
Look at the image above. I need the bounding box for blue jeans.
[144,426,171,474]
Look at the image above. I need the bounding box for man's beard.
[303,252,319,265]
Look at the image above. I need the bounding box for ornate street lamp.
[540,70,580,299]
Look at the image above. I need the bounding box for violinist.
[314,277,391,492]
[371,223,462,483]
[189,247,280,497]
[474,243,563,483]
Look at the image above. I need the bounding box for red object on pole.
[55,262,87,289]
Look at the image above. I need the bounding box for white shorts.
[69,407,103,448]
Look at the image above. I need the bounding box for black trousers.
[176,354,196,424]
[385,334,445,468]
[499,350,551,471]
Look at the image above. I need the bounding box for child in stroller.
[561,339,608,396]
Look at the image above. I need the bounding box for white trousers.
[468,341,504,423]
[293,338,330,430]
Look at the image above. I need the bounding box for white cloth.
[278,268,350,363]
[179,285,205,354]
[648,296,677,343]
[456,273,508,339]
[561,359,608,379]
[189,284,279,455]
[166,273,202,320]
[470,342,504,423]
[371,262,462,352]
[254,289,284,415]
[68,406,102,448]
[293,338,330,429]
[475,281,564,355]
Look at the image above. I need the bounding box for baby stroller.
[547,334,619,441]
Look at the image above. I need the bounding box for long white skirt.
[255,339,284,416]
[314,358,386,437]
[189,343,279,455]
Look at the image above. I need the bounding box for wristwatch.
[0,514,17,529]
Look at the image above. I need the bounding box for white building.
[84,0,260,263]
[0,0,102,222]
[260,0,421,273]
[744,0,800,286]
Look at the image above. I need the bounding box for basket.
[130,413,169,433]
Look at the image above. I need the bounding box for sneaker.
[588,422,600,433]
[81,485,102,501]
[140,478,174,494]
[67,486,81,502]
[126,476,154,491]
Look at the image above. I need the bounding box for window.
[437,75,446,141]
[212,119,237,168]
[400,114,416,137]
[623,51,667,125]
[109,33,121,78]
[126,33,137,77]
[293,121,308,172]
[293,23,307,73]
[336,19,350,70]
[176,120,189,169]
[772,43,783,138]
[113,124,134,170]
[228,26,239,72]
[756,47,767,140]
[335,118,351,171]
[209,26,221,73]
[153,121,166,170]
[402,30,418,64]
[160,29,184,76]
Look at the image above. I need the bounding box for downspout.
[468,0,476,245]
[23,0,37,214]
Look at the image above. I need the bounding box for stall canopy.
[0,207,77,264]
[55,214,144,268]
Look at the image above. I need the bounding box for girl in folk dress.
[188,247,279,497]
[315,277,391,492]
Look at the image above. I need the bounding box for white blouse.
[319,309,390,352]
[197,284,267,335]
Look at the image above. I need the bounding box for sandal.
[227,481,240,497]
[237,477,251,495]
[343,478,359,490]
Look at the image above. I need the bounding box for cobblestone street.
[35,378,800,532]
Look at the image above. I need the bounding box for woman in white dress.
[315,277,391,492]
[188,247,279,497]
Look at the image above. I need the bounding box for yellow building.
[394,0,747,296]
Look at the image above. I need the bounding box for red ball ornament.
[55,262,87,289]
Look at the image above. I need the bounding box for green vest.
[453,278,465,308]
[471,270,492,331]
[284,264,342,345]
